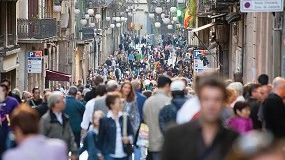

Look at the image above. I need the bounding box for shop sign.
[240,0,283,12]
[27,51,42,73]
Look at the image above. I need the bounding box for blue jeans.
[104,155,128,160]
[134,146,147,160]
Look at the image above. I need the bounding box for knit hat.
[170,80,185,91]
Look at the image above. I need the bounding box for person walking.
[0,83,19,159]
[64,86,85,148]
[27,87,43,108]
[39,91,78,160]
[263,77,285,138]
[34,90,51,117]
[143,75,172,160]
[159,80,187,135]
[2,105,67,160]
[162,76,239,160]
[97,92,134,160]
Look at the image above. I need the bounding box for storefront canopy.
[45,70,71,82]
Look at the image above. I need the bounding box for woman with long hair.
[120,81,140,134]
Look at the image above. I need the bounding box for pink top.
[227,117,253,133]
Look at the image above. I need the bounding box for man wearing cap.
[159,80,187,135]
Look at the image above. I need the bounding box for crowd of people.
[1,33,285,160]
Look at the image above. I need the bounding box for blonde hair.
[93,110,105,119]
[226,87,238,104]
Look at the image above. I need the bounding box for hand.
[81,130,87,138]
[70,155,78,160]
[98,156,104,160]
[122,136,130,144]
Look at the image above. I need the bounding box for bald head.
[131,80,140,90]
[44,91,52,102]
[272,77,285,98]
[272,77,285,89]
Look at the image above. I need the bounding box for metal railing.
[81,27,95,40]
[197,0,236,15]
[17,18,57,39]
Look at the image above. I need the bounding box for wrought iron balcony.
[17,18,57,40]
[82,27,95,40]
[197,0,237,17]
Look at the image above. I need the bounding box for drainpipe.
[241,13,245,75]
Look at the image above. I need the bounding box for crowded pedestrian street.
[1,0,285,160]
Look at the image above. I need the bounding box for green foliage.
[188,0,196,27]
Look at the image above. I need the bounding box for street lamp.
[53,2,61,12]
[110,23,115,28]
[80,18,87,26]
[74,8,80,15]
[87,8,94,16]
[155,6,163,14]
[167,24,173,29]
[170,7,177,13]
[116,23,121,27]
[85,14,90,19]
[149,12,155,19]
[95,13,101,20]
[163,16,170,24]
[155,22,161,28]
[90,22,95,28]
[115,17,121,22]
[161,13,165,19]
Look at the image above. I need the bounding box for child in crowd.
[79,110,105,160]
[227,101,253,133]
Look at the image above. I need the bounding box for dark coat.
[263,93,285,138]
[135,90,147,122]
[162,120,239,160]
[35,102,49,117]
[40,110,78,154]
[64,96,85,133]
[159,96,187,135]
[97,115,134,155]
[247,98,262,129]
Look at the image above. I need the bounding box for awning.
[190,22,216,33]
[45,70,71,82]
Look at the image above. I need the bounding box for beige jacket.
[143,89,171,152]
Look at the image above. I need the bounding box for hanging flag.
[184,6,191,29]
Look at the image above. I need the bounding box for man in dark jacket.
[64,86,85,147]
[159,80,187,135]
[162,76,239,160]
[247,83,262,129]
[35,90,51,117]
[263,77,285,138]
[40,91,78,160]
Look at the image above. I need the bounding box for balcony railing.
[81,27,95,40]
[197,0,236,16]
[17,18,57,39]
